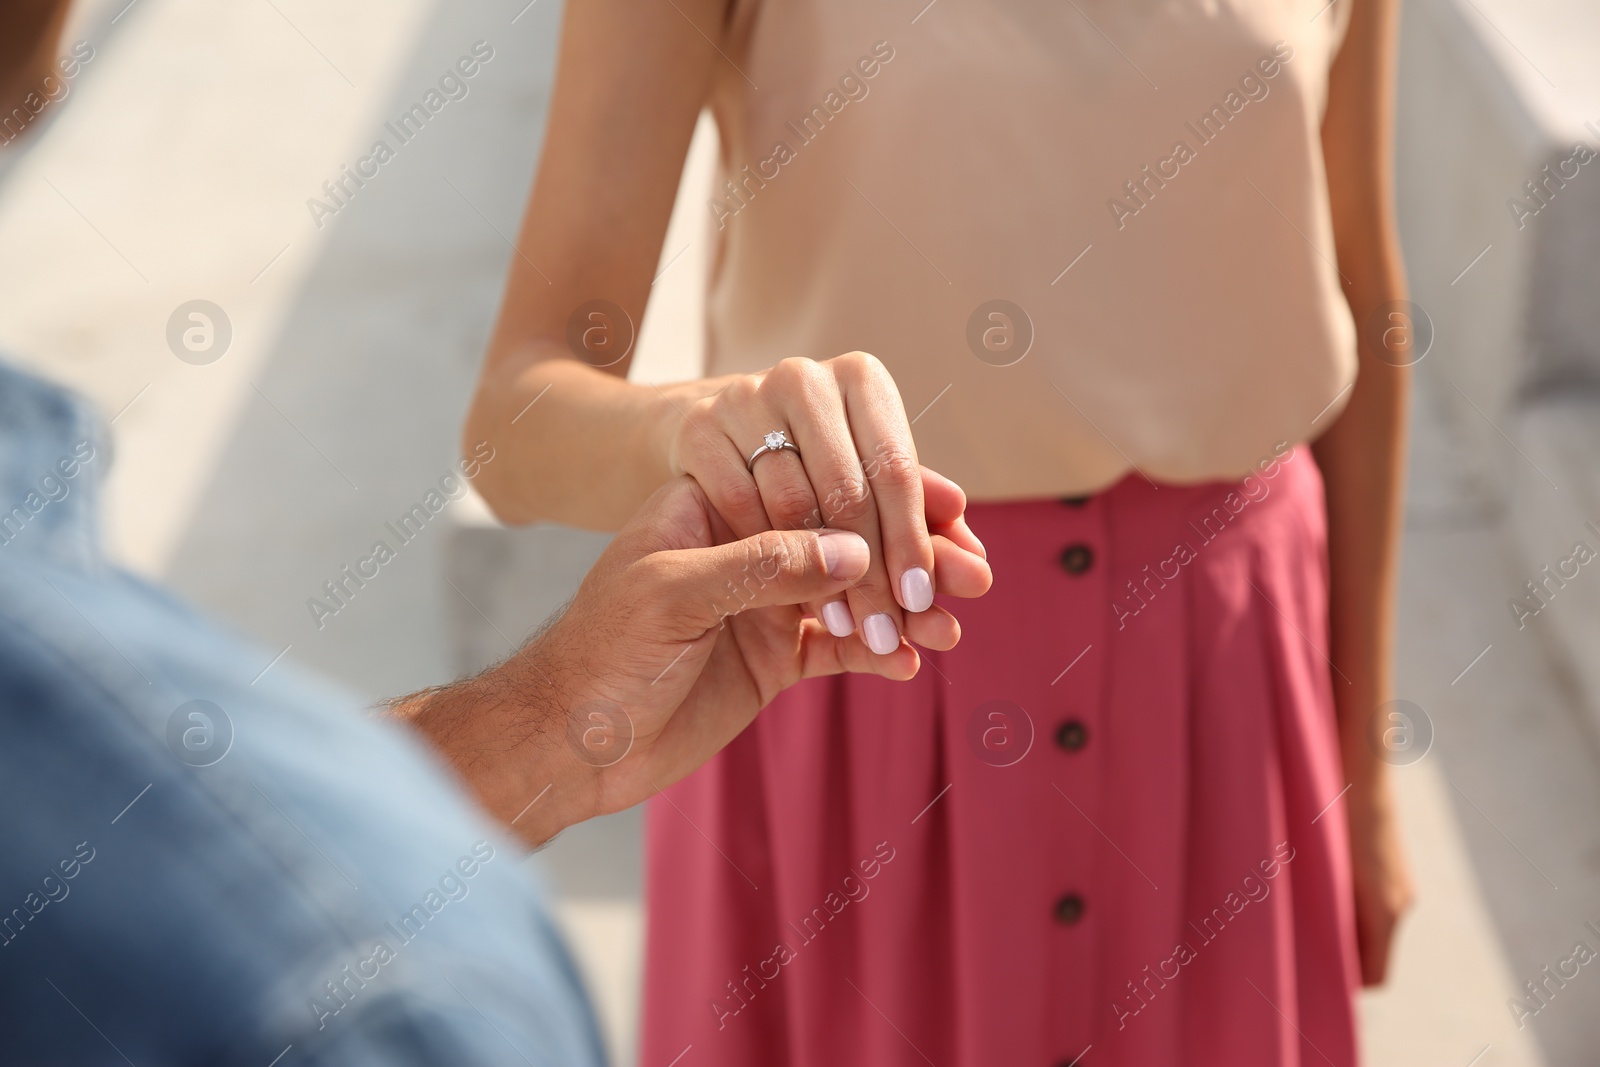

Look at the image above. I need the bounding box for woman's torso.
[703,0,1356,500]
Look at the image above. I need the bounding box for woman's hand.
[1346,773,1413,985]
[667,351,963,657]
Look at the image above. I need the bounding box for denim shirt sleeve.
[0,361,606,1067]
[0,360,104,570]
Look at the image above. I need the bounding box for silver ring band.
[748,430,801,471]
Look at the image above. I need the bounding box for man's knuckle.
[746,531,800,579]
[626,555,675,606]
[754,530,789,558]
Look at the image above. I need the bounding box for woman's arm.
[1313,0,1414,986]
[465,0,727,529]
[465,0,962,657]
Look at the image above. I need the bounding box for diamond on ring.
[748,429,801,471]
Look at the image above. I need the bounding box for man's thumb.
[659,529,869,628]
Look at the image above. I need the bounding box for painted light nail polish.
[862,613,900,655]
[900,567,934,612]
[822,600,855,637]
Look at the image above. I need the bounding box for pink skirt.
[641,447,1360,1066]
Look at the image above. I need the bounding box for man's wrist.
[387,640,601,847]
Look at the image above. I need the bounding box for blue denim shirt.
[0,363,605,1066]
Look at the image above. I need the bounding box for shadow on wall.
[163,0,564,700]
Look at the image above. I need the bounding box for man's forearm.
[385,640,600,848]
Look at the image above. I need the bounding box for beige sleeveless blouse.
[702,0,1357,499]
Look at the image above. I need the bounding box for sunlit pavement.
[2,1,1597,1064]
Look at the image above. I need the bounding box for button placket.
[1046,497,1109,1055]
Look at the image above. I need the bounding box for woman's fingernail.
[900,567,934,612]
[818,530,870,579]
[821,600,855,637]
[862,613,900,655]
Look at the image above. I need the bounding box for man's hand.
[394,471,990,847]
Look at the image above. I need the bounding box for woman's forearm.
[1316,0,1409,787]
[464,347,733,528]
[1314,0,1415,985]
[452,0,731,528]
[1313,326,1408,788]
[1314,218,1410,787]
